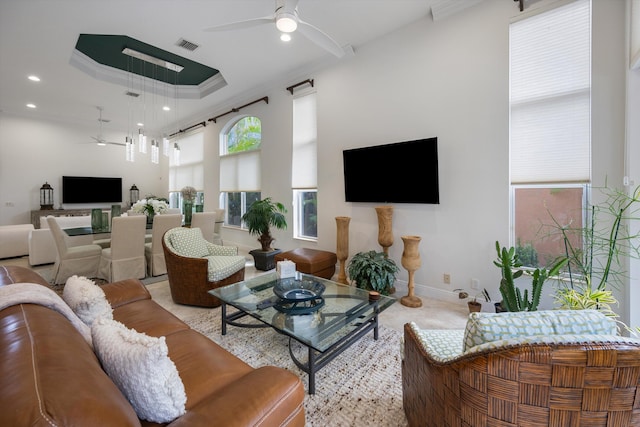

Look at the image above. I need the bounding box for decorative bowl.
[273,278,325,302]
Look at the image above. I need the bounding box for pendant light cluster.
[123,48,181,165]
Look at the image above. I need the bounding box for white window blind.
[169,131,204,191]
[219,150,261,192]
[510,0,591,184]
[292,92,317,189]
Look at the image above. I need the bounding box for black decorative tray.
[273,278,325,302]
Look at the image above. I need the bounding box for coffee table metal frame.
[210,272,395,394]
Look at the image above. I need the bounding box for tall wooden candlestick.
[400,235,422,308]
[335,216,350,284]
[375,205,394,256]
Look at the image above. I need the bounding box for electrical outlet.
[471,278,480,290]
[443,273,451,284]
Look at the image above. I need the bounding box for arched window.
[225,116,261,154]
[219,116,262,228]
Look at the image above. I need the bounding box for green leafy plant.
[553,284,618,318]
[347,250,399,296]
[548,184,640,294]
[494,241,567,312]
[542,184,640,330]
[241,197,287,251]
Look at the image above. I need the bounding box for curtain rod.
[286,79,314,95]
[208,96,269,123]
[168,121,206,138]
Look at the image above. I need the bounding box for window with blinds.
[168,131,205,210]
[219,116,262,228]
[509,0,591,268]
[292,92,318,240]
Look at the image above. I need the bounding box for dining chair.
[98,215,147,282]
[47,216,102,284]
[191,212,217,244]
[144,213,182,277]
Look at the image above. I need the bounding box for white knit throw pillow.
[63,275,113,326]
[91,318,187,423]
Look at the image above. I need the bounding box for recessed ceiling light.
[28,75,41,82]
[137,122,144,127]
[26,103,36,109]
[163,106,171,111]
[280,33,292,42]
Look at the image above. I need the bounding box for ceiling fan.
[204,0,345,58]
[90,107,124,146]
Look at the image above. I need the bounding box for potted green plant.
[468,288,492,313]
[347,250,399,296]
[242,197,287,270]
[547,184,640,319]
[494,241,567,312]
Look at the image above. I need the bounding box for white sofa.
[28,216,94,266]
[0,224,34,259]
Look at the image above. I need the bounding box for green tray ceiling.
[75,34,219,86]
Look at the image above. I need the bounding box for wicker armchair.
[403,315,640,427]
[162,227,246,307]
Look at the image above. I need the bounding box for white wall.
[0,114,168,225]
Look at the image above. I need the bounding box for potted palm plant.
[242,197,287,270]
[347,250,399,296]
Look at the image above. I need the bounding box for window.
[509,0,591,267]
[220,116,262,229]
[292,92,317,240]
[294,189,317,239]
[222,191,261,227]
[168,131,204,211]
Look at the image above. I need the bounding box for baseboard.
[391,278,466,304]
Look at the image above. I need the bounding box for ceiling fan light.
[97,141,106,146]
[276,13,297,33]
[280,33,292,42]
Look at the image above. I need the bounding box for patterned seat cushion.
[462,309,617,352]
[405,323,465,363]
[168,228,209,258]
[205,255,246,282]
[465,333,640,355]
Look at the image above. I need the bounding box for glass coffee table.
[209,272,396,394]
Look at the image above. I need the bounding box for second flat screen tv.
[343,137,439,204]
[62,176,122,204]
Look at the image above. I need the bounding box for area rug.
[180,308,408,427]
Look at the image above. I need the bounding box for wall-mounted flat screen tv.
[343,137,439,204]
[62,176,122,204]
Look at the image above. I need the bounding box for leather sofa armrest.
[102,278,151,309]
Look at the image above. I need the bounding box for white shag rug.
[180,308,408,427]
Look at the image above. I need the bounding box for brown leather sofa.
[0,265,305,426]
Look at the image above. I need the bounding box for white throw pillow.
[91,318,187,423]
[63,275,113,326]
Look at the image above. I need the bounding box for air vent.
[125,91,140,98]
[176,38,199,52]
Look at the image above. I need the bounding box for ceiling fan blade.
[204,16,274,32]
[297,19,345,58]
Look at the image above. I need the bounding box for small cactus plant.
[494,241,567,312]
